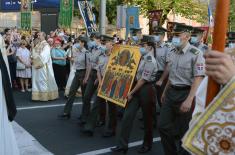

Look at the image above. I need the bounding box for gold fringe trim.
[32,90,59,101]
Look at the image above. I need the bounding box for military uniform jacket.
[136,52,158,82]
[89,45,103,70]
[155,42,174,71]
[167,43,205,86]
[74,48,90,70]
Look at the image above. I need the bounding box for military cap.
[100,35,114,42]
[173,23,193,34]
[153,26,167,35]
[130,27,142,35]
[141,35,156,44]
[90,31,101,39]
[192,27,204,34]
[227,32,235,40]
[78,35,89,42]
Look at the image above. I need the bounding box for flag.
[78,0,97,36]
[148,10,163,35]
[208,1,214,27]
[117,5,127,29]
[21,0,32,30]
[126,7,140,39]
[58,0,73,28]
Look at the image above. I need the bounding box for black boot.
[137,146,151,154]
[111,146,128,154]
[57,113,71,120]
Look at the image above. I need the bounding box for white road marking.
[77,137,161,155]
[17,102,83,110]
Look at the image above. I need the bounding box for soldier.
[58,36,89,119]
[130,28,143,45]
[158,23,205,155]
[153,26,173,107]
[80,32,104,124]
[190,27,208,53]
[81,35,117,137]
[111,36,158,154]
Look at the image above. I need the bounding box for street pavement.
[14,90,164,155]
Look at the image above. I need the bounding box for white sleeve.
[192,76,208,117]
[40,45,51,65]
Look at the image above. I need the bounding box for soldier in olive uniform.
[80,33,104,124]
[158,24,205,155]
[81,35,117,137]
[153,27,173,107]
[58,36,89,119]
[190,27,208,53]
[111,36,158,154]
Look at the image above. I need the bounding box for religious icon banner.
[98,45,141,107]
[77,0,97,36]
[148,10,163,35]
[182,77,235,155]
[21,0,32,30]
[58,0,73,28]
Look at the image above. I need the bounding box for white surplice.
[0,34,20,155]
[32,40,59,101]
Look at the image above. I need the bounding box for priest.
[32,32,59,101]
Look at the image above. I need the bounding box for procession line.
[77,137,161,155]
[17,102,83,110]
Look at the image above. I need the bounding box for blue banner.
[1,0,60,11]
[78,0,97,36]
[126,7,140,39]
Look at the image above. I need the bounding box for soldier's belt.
[170,85,191,90]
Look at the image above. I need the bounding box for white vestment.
[32,40,59,101]
[0,35,20,155]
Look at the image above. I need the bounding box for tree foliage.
[229,0,235,31]
[92,0,208,25]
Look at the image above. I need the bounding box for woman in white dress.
[0,34,19,155]
[16,40,32,92]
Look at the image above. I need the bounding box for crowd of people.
[1,23,235,155]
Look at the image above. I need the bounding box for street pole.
[99,0,106,34]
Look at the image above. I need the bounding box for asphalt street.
[14,90,164,155]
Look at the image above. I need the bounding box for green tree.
[92,0,208,25]
[229,0,235,31]
[123,0,208,25]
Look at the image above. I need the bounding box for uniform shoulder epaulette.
[164,42,171,48]
[190,47,200,55]
[202,44,208,50]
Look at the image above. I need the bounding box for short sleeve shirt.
[136,52,158,82]
[96,55,109,77]
[74,48,89,70]
[168,43,205,86]
[89,45,103,69]
[155,43,174,71]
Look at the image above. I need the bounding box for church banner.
[116,5,127,29]
[58,0,73,28]
[148,10,163,35]
[98,45,141,107]
[21,0,32,30]
[125,7,140,39]
[77,0,97,36]
[182,77,235,155]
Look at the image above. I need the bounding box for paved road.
[14,91,164,155]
